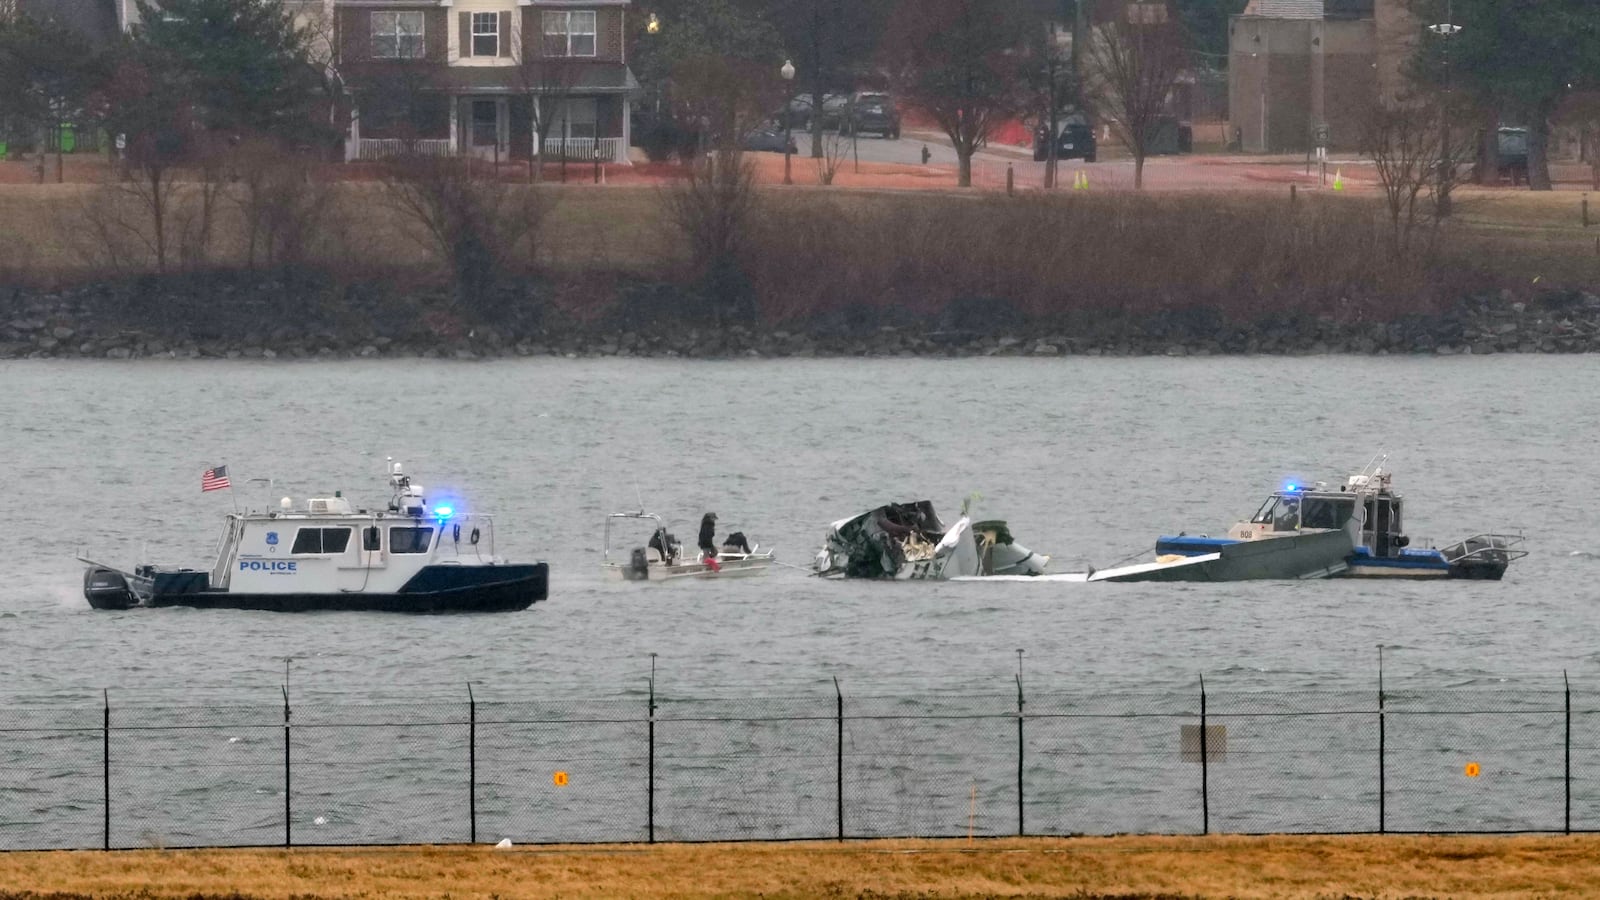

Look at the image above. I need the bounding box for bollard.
[1584,195,1590,228]
[1006,163,1014,196]
[1290,183,1298,205]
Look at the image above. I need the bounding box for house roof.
[346,62,639,95]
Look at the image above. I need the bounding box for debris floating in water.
[313,816,327,826]
[227,737,240,744]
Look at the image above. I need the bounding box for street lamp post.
[781,59,796,185]
[1429,15,1462,216]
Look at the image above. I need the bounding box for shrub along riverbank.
[1,184,1597,359]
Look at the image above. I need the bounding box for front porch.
[347,93,631,165]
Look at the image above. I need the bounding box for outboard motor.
[624,547,651,581]
[83,567,137,610]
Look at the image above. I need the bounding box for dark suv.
[1033,113,1096,162]
[842,92,901,139]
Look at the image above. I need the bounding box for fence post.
[1565,670,1572,835]
[1378,646,1386,835]
[283,686,292,848]
[1016,672,1025,837]
[468,682,476,845]
[1199,674,1208,836]
[102,689,109,852]
[647,660,656,844]
[835,676,844,842]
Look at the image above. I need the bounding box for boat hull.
[604,554,774,581]
[89,564,548,613]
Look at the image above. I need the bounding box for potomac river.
[4,356,1600,848]
[2,355,1595,701]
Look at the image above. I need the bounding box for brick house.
[334,0,639,163]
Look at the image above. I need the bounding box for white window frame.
[542,10,596,58]
[371,10,426,59]
[471,11,499,58]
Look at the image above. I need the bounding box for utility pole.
[809,0,824,159]
[1429,4,1462,217]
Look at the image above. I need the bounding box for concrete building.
[1227,0,1376,153]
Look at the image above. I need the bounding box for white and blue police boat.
[1152,463,1526,581]
[81,463,548,612]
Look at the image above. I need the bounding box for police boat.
[80,463,548,612]
[1151,462,1526,581]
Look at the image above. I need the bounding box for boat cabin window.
[1300,498,1355,530]
[1273,497,1300,531]
[363,527,380,552]
[291,527,353,555]
[389,526,434,554]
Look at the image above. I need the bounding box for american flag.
[201,466,231,492]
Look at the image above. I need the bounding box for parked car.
[776,93,849,131]
[842,92,901,139]
[1033,113,1097,162]
[742,127,799,154]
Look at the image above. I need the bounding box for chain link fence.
[2,679,1596,850]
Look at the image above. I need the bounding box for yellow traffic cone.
[1332,168,1344,192]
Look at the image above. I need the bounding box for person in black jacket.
[698,512,718,558]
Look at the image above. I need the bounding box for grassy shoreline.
[2,835,1598,899]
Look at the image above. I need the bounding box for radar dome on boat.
[280,497,292,510]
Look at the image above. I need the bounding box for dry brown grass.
[2,181,1597,326]
[1,835,1598,899]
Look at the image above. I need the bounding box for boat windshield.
[1250,497,1278,524]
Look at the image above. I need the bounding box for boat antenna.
[248,477,273,514]
[634,478,645,515]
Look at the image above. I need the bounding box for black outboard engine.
[624,547,651,581]
[83,567,137,610]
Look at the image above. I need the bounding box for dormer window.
[372,11,425,59]
[542,10,596,57]
[471,11,499,57]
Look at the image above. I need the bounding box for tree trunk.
[1527,114,1552,191]
[1474,107,1499,185]
[1134,152,1145,190]
[150,167,167,274]
[957,150,972,187]
[810,89,823,159]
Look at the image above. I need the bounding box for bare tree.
[1082,10,1186,190]
[231,135,335,269]
[661,146,759,318]
[512,27,580,183]
[1363,101,1440,256]
[814,128,849,185]
[884,0,1029,188]
[380,155,549,315]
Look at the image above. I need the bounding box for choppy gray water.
[3,357,1599,846]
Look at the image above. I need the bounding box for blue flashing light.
[434,505,454,519]
[1285,483,1299,493]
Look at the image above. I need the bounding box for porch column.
[345,107,360,162]
[450,96,460,154]
[497,97,509,157]
[531,96,541,157]
[619,96,631,165]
